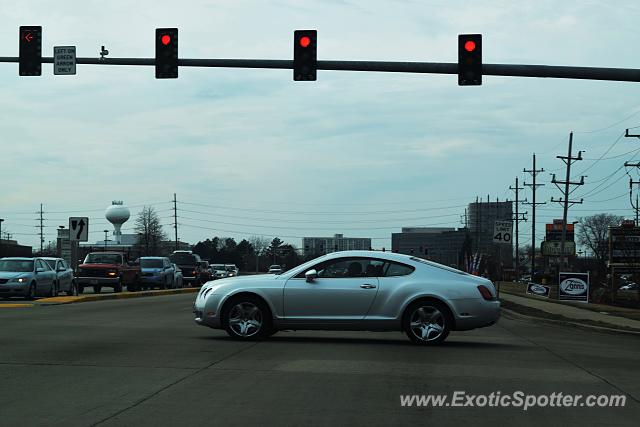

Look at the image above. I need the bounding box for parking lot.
[0,293,638,426]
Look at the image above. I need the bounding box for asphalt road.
[0,294,638,427]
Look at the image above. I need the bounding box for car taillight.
[477,285,494,301]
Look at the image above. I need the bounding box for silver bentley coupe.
[193,251,500,345]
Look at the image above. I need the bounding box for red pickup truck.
[75,252,141,294]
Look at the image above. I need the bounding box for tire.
[114,279,123,293]
[67,281,76,296]
[48,281,58,298]
[222,295,273,340]
[77,285,84,295]
[93,286,101,294]
[160,277,166,290]
[26,283,36,300]
[402,300,452,346]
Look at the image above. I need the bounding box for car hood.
[0,272,31,280]
[201,274,278,292]
[79,263,119,269]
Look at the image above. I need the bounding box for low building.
[0,239,33,258]
[303,234,372,257]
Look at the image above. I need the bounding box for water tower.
[105,201,130,245]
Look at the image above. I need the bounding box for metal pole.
[173,193,178,251]
[559,132,573,272]
[515,178,519,281]
[532,155,536,280]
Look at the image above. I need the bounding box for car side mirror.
[58,267,65,272]
[36,268,45,273]
[305,269,317,283]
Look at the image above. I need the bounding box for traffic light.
[19,26,42,76]
[458,34,482,86]
[156,28,178,79]
[293,30,317,81]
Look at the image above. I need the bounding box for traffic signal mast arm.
[3,56,640,82]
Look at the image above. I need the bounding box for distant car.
[0,257,57,300]
[268,265,283,274]
[199,261,212,282]
[225,264,239,277]
[617,282,639,303]
[139,257,175,290]
[42,257,76,296]
[169,251,203,286]
[211,264,227,279]
[194,251,500,345]
[173,264,184,288]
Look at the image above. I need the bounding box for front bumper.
[76,276,119,286]
[0,283,29,297]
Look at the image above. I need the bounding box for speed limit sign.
[493,221,513,244]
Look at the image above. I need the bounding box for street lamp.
[103,230,109,250]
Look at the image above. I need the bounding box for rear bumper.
[451,299,501,331]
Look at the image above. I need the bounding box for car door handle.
[360,284,376,289]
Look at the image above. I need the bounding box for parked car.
[268,264,283,275]
[225,264,239,277]
[76,252,140,294]
[617,282,639,303]
[139,257,175,290]
[173,264,184,288]
[194,250,500,345]
[169,251,203,286]
[0,257,57,300]
[42,257,76,296]
[211,264,227,279]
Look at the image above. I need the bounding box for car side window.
[297,258,386,278]
[384,262,415,277]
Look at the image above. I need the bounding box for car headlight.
[107,270,117,276]
[8,277,29,283]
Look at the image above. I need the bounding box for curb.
[36,287,200,306]
[501,304,640,336]
[0,303,35,308]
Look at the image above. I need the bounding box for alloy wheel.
[228,302,263,337]
[409,305,445,342]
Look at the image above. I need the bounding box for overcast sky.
[1,0,640,251]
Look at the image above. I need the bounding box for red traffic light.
[161,34,171,45]
[299,36,311,48]
[464,40,476,52]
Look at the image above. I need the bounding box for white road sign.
[69,217,89,242]
[54,46,76,75]
[493,221,513,244]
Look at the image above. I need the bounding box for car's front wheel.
[48,281,58,298]
[403,300,452,345]
[26,283,36,300]
[223,295,273,340]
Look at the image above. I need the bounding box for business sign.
[558,272,589,302]
[609,223,640,265]
[69,217,89,242]
[493,221,512,244]
[53,46,76,75]
[526,282,550,298]
[541,241,576,256]
[545,220,574,242]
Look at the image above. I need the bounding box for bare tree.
[576,214,623,265]
[248,236,270,273]
[134,206,167,256]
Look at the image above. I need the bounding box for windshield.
[43,259,57,269]
[140,259,163,268]
[84,253,123,265]
[269,265,281,269]
[0,260,34,272]
[212,264,225,270]
[170,253,197,265]
[225,265,236,271]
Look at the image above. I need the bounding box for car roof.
[41,257,62,261]
[140,256,165,260]
[1,257,35,261]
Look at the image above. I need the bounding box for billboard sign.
[526,282,550,298]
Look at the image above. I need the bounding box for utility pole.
[38,204,44,255]
[510,177,528,281]
[173,193,178,251]
[550,132,584,275]
[624,128,640,225]
[524,154,545,280]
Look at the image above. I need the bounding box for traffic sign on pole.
[54,46,76,75]
[69,217,89,242]
[493,221,512,244]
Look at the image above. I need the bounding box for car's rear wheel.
[93,286,101,294]
[77,285,84,294]
[48,281,58,298]
[223,295,272,340]
[403,300,451,345]
[67,281,76,296]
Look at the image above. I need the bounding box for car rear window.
[410,257,468,275]
[170,253,197,265]
[140,259,163,268]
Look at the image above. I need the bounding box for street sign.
[69,217,89,242]
[54,46,76,75]
[541,241,576,256]
[493,221,512,244]
[559,272,589,302]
